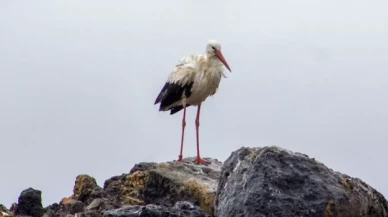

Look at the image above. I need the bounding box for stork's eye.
[211,46,216,50]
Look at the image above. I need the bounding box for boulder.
[14,188,44,217]
[67,200,84,214]
[64,174,104,205]
[103,157,222,215]
[215,146,388,217]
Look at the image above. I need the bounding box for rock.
[103,201,210,217]
[14,188,44,217]
[215,146,388,217]
[73,174,102,204]
[67,200,84,214]
[0,204,11,217]
[13,146,386,217]
[43,203,59,217]
[59,174,102,206]
[103,157,222,215]
[42,208,56,217]
[86,198,106,211]
[38,157,219,217]
[8,203,17,213]
[173,201,210,217]
[77,210,102,217]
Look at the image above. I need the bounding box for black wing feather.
[169,105,187,115]
[154,81,193,114]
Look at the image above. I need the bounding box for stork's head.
[206,40,232,72]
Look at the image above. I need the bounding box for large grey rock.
[215,146,388,217]
[14,188,44,217]
[103,201,210,217]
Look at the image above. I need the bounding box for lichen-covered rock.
[14,188,44,217]
[103,157,222,215]
[215,146,388,217]
[50,174,110,216]
[0,204,11,217]
[72,174,103,204]
[103,201,210,217]
[35,157,220,217]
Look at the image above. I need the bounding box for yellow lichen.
[127,171,147,191]
[72,174,97,200]
[122,195,145,205]
[120,185,137,197]
[342,178,352,193]
[324,200,335,217]
[0,211,10,217]
[183,179,215,215]
[120,171,149,201]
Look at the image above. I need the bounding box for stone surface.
[215,146,388,217]
[0,204,11,217]
[4,147,388,217]
[14,188,44,217]
[72,174,104,205]
[31,157,220,217]
[67,200,84,214]
[42,208,56,217]
[103,157,222,215]
[86,198,107,211]
[76,210,102,217]
[103,201,210,217]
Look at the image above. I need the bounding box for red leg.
[177,105,187,162]
[194,103,210,165]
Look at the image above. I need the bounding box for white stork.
[154,40,232,165]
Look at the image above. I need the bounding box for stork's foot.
[176,155,183,163]
[194,157,210,165]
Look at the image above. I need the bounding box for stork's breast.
[193,69,222,95]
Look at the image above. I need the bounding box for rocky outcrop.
[215,146,388,217]
[3,146,388,217]
[13,188,44,217]
[42,157,221,217]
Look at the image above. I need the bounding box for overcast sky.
[1,0,387,207]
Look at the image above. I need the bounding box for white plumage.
[154,39,232,165]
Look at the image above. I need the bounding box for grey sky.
[1,0,387,207]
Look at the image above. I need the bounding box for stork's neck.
[205,54,223,68]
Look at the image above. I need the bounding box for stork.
[154,40,232,165]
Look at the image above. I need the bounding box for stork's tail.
[169,105,191,115]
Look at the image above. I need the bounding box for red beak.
[215,50,232,72]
